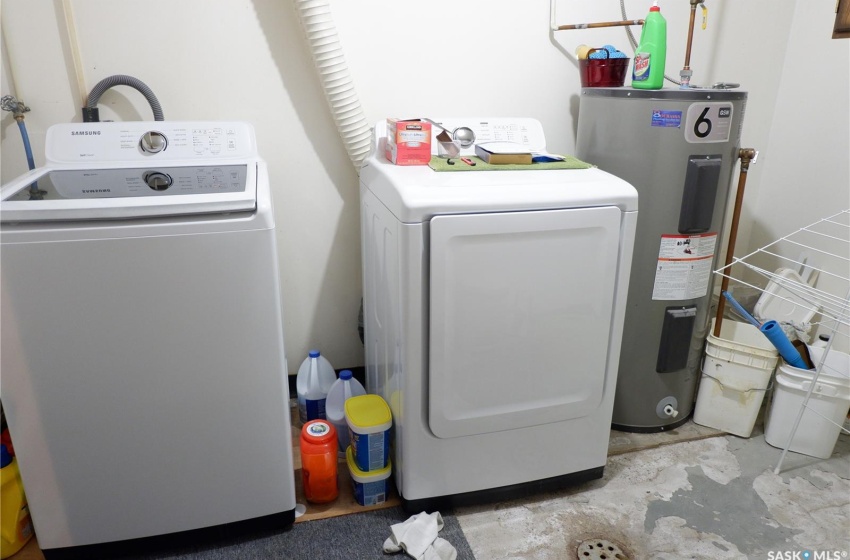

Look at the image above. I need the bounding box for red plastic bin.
[579,49,630,87]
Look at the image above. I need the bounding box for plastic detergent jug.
[325,369,367,455]
[296,350,336,423]
[1,444,34,559]
[300,420,339,503]
[632,1,667,89]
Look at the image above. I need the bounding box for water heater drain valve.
[656,396,680,419]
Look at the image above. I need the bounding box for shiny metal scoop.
[451,126,476,148]
[424,118,476,148]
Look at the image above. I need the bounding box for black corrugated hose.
[84,74,164,122]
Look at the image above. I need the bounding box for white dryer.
[360,118,638,510]
[0,122,295,558]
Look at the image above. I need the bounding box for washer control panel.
[4,165,248,201]
[45,121,257,164]
[140,131,168,154]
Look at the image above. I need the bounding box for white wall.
[2,0,847,372]
[748,2,850,251]
[742,1,850,349]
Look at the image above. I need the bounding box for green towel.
[428,155,594,172]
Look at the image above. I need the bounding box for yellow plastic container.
[345,446,392,506]
[1,445,34,559]
[344,394,392,472]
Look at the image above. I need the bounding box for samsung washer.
[360,118,638,510]
[0,122,295,558]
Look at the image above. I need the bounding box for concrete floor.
[455,429,850,560]
[10,417,847,560]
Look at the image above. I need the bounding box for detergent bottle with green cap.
[632,0,667,89]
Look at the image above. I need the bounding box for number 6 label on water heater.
[685,102,733,143]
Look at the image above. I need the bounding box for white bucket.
[693,319,779,437]
[764,349,850,459]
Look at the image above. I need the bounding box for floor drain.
[576,538,630,560]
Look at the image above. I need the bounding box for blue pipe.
[721,291,761,329]
[16,119,36,171]
[15,118,38,193]
[760,320,810,370]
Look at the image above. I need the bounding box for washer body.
[360,118,638,510]
[0,122,295,558]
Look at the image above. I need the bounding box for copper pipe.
[557,19,644,31]
[713,148,758,338]
[683,1,699,70]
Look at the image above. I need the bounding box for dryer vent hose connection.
[293,0,371,171]
[83,74,164,122]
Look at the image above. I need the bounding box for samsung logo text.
[71,131,101,136]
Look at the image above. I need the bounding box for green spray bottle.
[632,1,667,89]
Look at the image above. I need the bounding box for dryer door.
[428,205,622,439]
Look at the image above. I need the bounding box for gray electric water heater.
[576,87,748,432]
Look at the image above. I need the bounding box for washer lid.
[0,163,256,222]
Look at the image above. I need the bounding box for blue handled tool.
[721,291,761,329]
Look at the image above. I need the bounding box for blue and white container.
[296,350,336,423]
[344,394,392,472]
[326,370,367,455]
[346,446,391,506]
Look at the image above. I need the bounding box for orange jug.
[300,420,339,503]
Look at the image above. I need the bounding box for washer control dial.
[139,131,168,154]
[144,171,172,191]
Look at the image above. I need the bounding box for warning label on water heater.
[652,233,717,301]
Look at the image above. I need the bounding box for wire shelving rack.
[713,209,850,473]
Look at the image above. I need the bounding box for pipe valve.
[0,95,30,119]
[739,148,758,167]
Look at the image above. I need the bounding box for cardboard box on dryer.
[385,119,431,165]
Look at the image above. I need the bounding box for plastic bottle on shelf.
[325,369,367,455]
[1,444,34,559]
[299,420,339,504]
[631,0,667,90]
[296,350,337,423]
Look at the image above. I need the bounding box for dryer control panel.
[420,117,548,156]
[45,121,257,165]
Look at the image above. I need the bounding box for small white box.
[384,118,431,165]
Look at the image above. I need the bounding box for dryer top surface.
[362,118,637,223]
[361,151,637,223]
